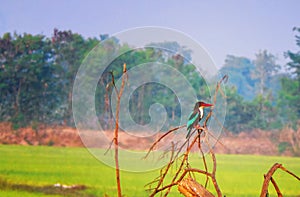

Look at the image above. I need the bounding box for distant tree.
[286,27,300,83]
[244,51,280,129]
[0,33,56,127]
[223,86,248,132]
[277,77,299,127]
[147,41,192,62]
[0,33,15,121]
[51,29,98,125]
[220,55,256,100]
[279,27,300,126]
[252,50,280,97]
[248,93,278,129]
[96,43,207,130]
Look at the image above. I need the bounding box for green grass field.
[0,145,299,196]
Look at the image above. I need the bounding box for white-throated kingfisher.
[186,101,213,138]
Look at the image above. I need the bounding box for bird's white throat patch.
[199,107,204,119]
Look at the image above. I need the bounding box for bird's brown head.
[194,101,213,110]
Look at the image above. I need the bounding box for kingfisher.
[186,101,213,138]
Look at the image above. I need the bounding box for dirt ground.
[0,122,299,156]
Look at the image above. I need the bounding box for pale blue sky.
[0,0,299,67]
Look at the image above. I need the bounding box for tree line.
[222,28,300,132]
[0,28,299,132]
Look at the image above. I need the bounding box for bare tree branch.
[144,124,186,159]
[260,163,300,197]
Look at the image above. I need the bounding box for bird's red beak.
[202,102,213,107]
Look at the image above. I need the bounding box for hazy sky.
[0,1,299,67]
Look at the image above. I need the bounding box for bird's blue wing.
[186,111,198,138]
[187,112,198,128]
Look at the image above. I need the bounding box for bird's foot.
[195,125,202,130]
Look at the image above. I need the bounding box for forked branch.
[260,163,300,197]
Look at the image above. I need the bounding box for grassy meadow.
[0,145,299,196]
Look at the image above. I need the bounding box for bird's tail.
[186,128,191,139]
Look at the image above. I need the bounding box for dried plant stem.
[113,63,127,197]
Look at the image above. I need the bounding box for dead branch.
[111,63,127,197]
[179,168,212,181]
[197,130,209,188]
[265,175,283,197]
[204,74,228,128]
[178,177,214,197]
[163,134,200,195]
[280,165,300,181]
[149,143,175,196]
[144,124,186,159]
[260,163,300,197]
[147,134,200,197]
[210,149,222,197]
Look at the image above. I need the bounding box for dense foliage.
[0,28,299,132]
